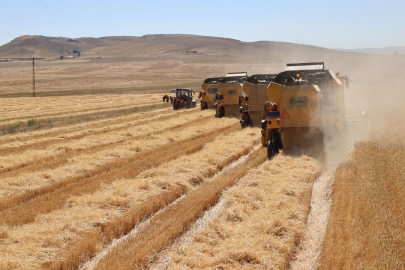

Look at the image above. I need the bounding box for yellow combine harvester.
[215,72,248,118]
[200,77,223,110]
[262,62,350,159]
[240,74,277,128]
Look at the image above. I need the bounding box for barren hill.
[1,34,343,59]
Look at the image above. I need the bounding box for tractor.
[163,88,196,110]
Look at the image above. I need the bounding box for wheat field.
[0,89,403,270]
[320,135,405,269]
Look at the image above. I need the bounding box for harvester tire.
[267,129,283,160]
[201,102,208,110]
[241,114,253,129]
[218,107,225,118]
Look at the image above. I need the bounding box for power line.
[32,57,35,97]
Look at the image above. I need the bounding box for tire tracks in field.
[0,115,209,180]
[0,123,240,226]
[88,147,267,270]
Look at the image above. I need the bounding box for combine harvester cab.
[240,74,277,128]
[164,89,196,110]
[262,62,351,159]
[215,72,248,118]
[200,77,223,110]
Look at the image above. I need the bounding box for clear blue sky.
[0,0,404,49]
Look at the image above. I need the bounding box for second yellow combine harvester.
[200,77,223,110]
[262,62,350,159]
[215,72,248,118]
[240,74,277,128]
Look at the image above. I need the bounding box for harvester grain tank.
[163,88,196,110]
[262,62,351,159]
[240,74,277,128]
[215,72,248,118]
[200,77,223,110]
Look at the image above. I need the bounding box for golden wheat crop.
[0,93,164,122]
[148,154,321,269]
[320,137,405,270]
[0,125,260,269]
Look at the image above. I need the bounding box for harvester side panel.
[279,85,321,128]
[217,83,243,105]
[201,84,218,103]
[249,84,269,112]
[267,82,283,105]
[242,81,251,96]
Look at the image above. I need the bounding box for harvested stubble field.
[0,90,325,270]
[1,34,404,270]
[320,136,405,270]
[1,91,404,270]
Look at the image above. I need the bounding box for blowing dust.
[289,53,405,269]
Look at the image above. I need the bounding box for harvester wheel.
[241,114,253,129]
[201,102,208,110]
[217,107,225,118]
[267,129,283,159]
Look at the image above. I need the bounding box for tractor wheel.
[217,107,225,118]
[267,129,283,160]
[241,114,253,129]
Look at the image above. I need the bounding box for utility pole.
[32,57,36,97]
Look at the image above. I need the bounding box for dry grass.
[0,110,216,199]
[0,127,259,269]
[0,106,173,144]
[0,93,163,122]
[0,119,239,226]
[320,137,405,269]
[149,154,321,269]
[93,146,267,270]
[0,109,206,176]
[0,107,185,155]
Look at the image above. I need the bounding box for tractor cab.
[176,88,193,98]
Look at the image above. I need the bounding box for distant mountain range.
[0,34,402,61]
[0,34,369,59]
